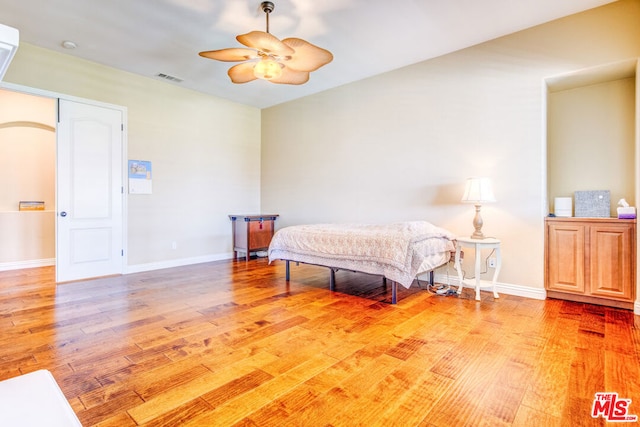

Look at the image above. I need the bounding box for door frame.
[0,81,128,278]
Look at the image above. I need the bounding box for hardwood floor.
[0,259,639,426]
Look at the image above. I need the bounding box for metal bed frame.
[283,259,435,304]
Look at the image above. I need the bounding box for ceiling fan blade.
[269,66,310,85]
[237,31,295,56]
[281,38,333,72]
[228,62,259,84]
[199,48,259,62]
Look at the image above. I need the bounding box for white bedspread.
[268,221,456,288]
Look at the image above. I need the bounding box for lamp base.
[471,204,486,239]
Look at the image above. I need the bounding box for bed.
[268,220,456,303]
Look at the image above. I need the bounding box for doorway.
[0,88,56,269]
[0,85,127,281]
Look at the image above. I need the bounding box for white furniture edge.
[0,369,82,427]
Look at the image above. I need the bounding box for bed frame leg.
[391,281,397,304]
[430,270,434,286]
[329,268,336,291]
[286,260,290,281]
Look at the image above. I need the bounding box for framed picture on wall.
[128,160,152,194]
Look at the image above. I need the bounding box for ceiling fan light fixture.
[253,57,282,80]
[199,1,332,85]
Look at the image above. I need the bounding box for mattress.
[268,220,456,288]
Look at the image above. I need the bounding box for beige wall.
[261,0,640,290]
[3,43,261,268]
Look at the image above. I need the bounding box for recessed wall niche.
[0,88,56,211]
[546,59,637,217]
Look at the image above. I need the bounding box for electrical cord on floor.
[415,261,458,297]
[416,246,497,297]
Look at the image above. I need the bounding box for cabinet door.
[546,223,585,293]
[589,224,634,300]
[248,220,274,250]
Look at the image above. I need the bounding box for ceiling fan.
[199,1,333,85]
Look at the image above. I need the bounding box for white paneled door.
[56,99,124,282]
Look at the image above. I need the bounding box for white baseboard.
[126,252,234,274]
[635,300,640,316]
[0,258,55,272]
[433,273,547,301]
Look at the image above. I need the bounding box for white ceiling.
[0,0,616,109]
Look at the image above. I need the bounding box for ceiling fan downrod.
[261,1,275,33]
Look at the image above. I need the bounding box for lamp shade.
[461,177,496,204]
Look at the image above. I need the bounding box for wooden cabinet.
[229,214,279,261]
[545,217,636,309]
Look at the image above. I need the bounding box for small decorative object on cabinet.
[453,236,501,301]
[229,214,279,261]
[545,217,636,309]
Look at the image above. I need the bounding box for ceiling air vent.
[155,73,183,83]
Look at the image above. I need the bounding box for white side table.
[454,237,501,301]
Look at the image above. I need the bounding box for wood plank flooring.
[0,259,639,426]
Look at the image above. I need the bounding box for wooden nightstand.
[229,214,279,261]
[454,237,501,301]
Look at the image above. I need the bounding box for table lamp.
[461,177,496,239]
